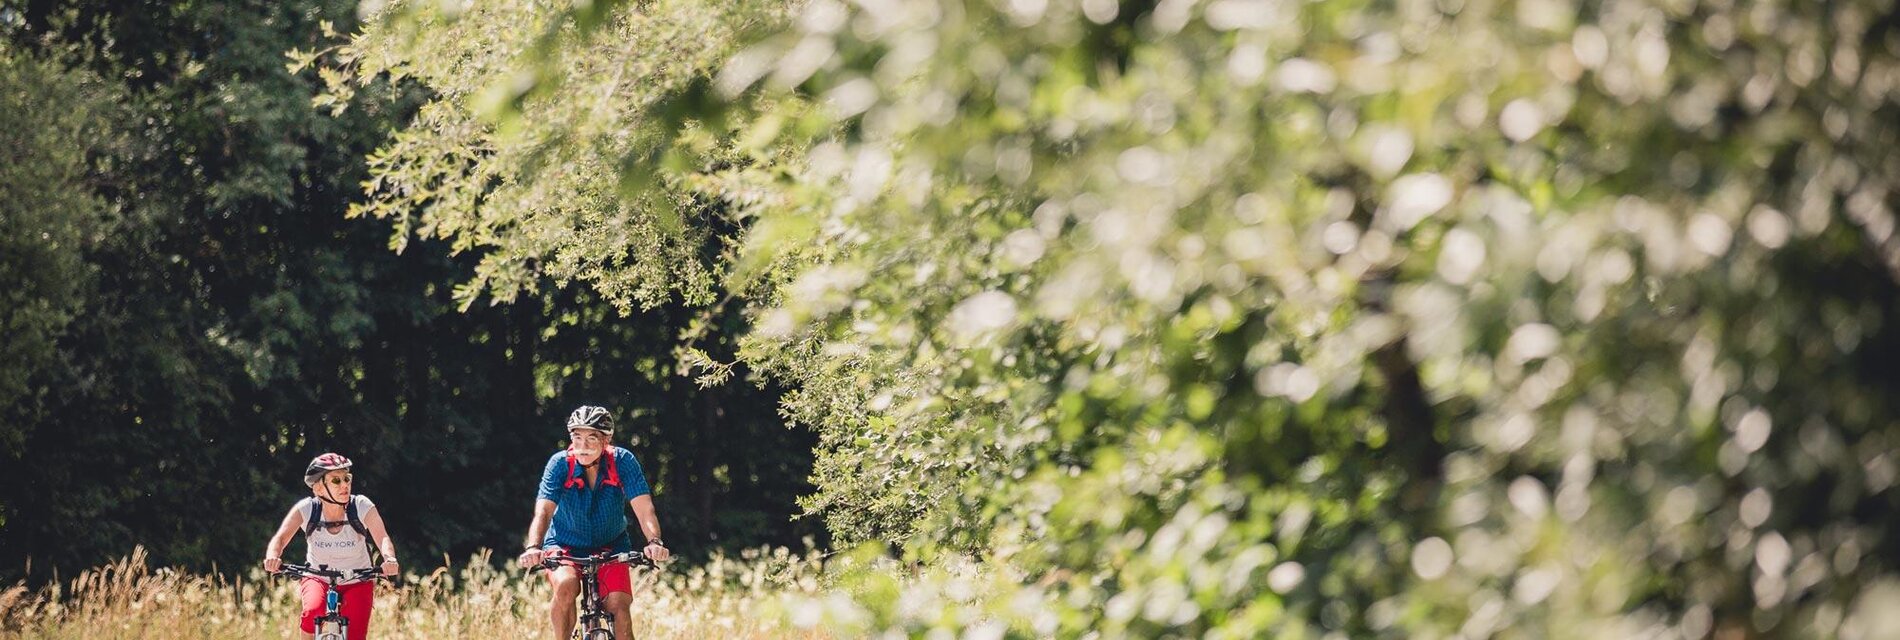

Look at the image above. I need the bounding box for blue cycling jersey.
[534,446,652,550]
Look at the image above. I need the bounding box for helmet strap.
[318,480,349,506]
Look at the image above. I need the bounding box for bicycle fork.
[578,572,613,636]
[317,588,347,640]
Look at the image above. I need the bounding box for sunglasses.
[325,474,354,486]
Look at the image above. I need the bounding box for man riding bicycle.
[516,405,672,640]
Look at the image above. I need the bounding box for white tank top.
[296,495,376,579]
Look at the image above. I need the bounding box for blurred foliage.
[336,0,1900,636]
[0,41,119,467]
[0,0,817,583]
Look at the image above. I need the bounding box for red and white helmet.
[303,452,353,487]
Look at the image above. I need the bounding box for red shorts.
[543,547,632,595]
[299,578,374,640]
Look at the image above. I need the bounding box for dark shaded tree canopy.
[0,0,819,585]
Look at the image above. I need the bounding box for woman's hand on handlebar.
[263,556,282,573]
[350,567,399,586]
[273,562,313,577]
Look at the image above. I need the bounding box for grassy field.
[0,547,833,639]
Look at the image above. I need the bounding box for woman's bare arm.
[261,505,302,571]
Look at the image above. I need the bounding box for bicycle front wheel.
[572,611,614,640]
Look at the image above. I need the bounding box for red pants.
[543,547,633,595]
[299,578,374,640]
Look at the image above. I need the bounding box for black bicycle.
[275,563,398,640]
[531,550,655,640]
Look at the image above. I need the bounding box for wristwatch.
[647,538,666,548]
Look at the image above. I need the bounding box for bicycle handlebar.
[275,563,401,587]
[529,550,655,574]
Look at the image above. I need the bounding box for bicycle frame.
[532,551,653,640]
[276,563,391,640]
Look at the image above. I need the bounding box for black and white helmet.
[566,405,614,434]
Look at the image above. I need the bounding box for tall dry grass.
[0,546,832,639]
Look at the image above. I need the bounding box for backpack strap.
[301,497,372,542]
[302,499,321,537]
[344,496,372,541]
[561,449,622,489]
[563,452,582,488]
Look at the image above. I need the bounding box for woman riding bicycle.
[261,453,401,640]
[517,405,672,640]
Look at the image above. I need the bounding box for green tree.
[0,40,120,504]
[342,0,1900,636]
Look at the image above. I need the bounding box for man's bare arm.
[629,495,670,561]
[524,499,557,548]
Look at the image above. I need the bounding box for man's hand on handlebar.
[643,540,671,563]
[517,547,546,569]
